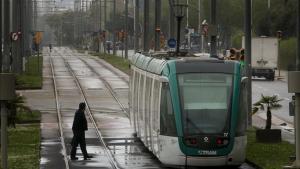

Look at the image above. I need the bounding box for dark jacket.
[72,109,88,131]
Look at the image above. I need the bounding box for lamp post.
[277,30,282,78]
[173,3,187,55]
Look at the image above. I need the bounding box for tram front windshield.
[178,73,233,135]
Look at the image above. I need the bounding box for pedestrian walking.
[70,102,93,160]
[49,44,52,52]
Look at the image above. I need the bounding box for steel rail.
[49,55,70,169]
[78,57,129,116]
[90,56,129,84]
[60,54,120,169]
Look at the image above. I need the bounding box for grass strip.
[0,124,40,169]
[246,128,294,169]
[90,52,130,75]
[16,110,41,123]
[16,56,43,89]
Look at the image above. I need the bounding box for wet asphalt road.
[252,78,293,124]
[22,47,256,169]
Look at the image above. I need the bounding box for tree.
[252,94,282,130]
[46,11,76,46]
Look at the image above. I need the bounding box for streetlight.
[173,3,187,55]
[276,30,282,78]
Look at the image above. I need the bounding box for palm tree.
[252,94,282,130]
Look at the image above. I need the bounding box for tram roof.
[130,52,239,75]
[130,53,167,75]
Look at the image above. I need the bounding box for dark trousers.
[70,130,88,158]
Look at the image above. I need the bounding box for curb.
[246,159,263,169]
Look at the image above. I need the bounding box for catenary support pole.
[176,17,182,55]
[210,0,217,56]
[198,0,201,34]
[143,0,149,52]
[3,0,11,72]
[104,0,106,30]
[113,0,116,55]
[98,0,102,53]
[134,0,139,52]
[169,0,175,39]
[294,91,300,167]
[293,0,300,167]
[245,0,252,127]
[34,0,37,31]
[125,0,128,59]
[284,2,300,168]
[0,0,2,72]
[1,101,8,169]
[154,0,161,51]
[186,0,188,27]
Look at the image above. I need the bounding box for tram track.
[50,52,120,169]
[59,49,164,169]
[76,57,129,116]
[49,53,70,169]
[90,57,129,84]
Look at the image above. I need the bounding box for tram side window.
[134,71,140,113]
[152,80,160,131]
[145,76,152,121]
[139,73,145,120]
[160,83,177,136]
[236,80,247,136]
[129,70,134,106]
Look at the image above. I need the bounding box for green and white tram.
[129,53,248,167]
